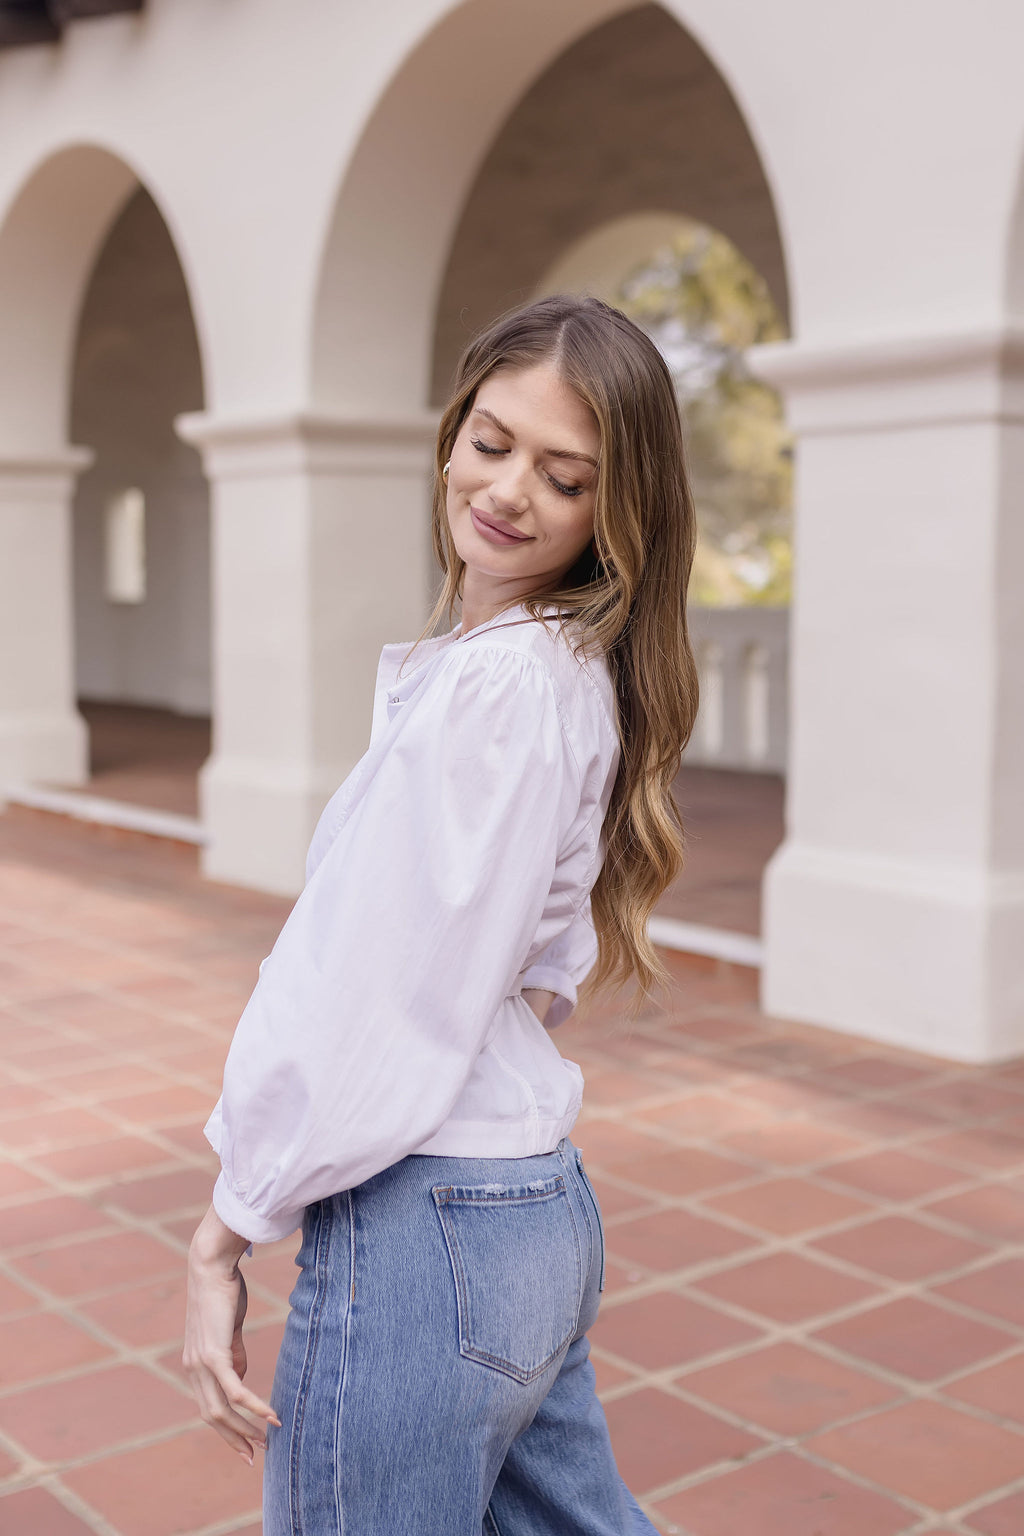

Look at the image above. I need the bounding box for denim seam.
[557,1147,586,1332]
[435,1187,564,1207]
[563,1144,595,1298]
[288,1200,334,1536]
[333,1189,355,1536]
[573,1150,606,1294]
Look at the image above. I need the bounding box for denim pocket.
[432,1174,581,1383]
[573,1149,606,1293]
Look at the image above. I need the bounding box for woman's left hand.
[184,1203,281,1463]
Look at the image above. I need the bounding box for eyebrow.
[473,406,599,468]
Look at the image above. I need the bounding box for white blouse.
[205,604,621,1244]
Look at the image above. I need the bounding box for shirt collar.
[377,600,563,690]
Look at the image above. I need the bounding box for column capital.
[175,409,441,478]
[750,323,1024,435]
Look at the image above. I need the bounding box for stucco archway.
[532,213,702,304]
[0,145,210,803]
[69,185,211,819]
[430,4,789,404]
[0,143,209,452]
[189,0,797,895]
[308,0,790,418]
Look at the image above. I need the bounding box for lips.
[470,507,533,547]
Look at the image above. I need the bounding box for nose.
[488,453,531,513]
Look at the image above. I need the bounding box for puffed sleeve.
[205,644,578,1244]
[519,900,599,1028]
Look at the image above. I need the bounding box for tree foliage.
[615,222,793,606]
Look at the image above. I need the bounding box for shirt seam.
[567,651,620,748]
[458,631,619,748]
[488,1040,541,1132]
[440,641,586,804]
[435,640,606,919]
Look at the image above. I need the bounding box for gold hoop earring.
[442,460,451,484]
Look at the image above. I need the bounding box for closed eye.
[470,438,584,498]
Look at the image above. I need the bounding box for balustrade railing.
[685,606,789,773]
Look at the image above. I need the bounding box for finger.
[197,1352,281,1427]
[225,1378,281,1428]
[196,1373,273,1453]
[209,1415,261,1462]
[193,1345,282,1425]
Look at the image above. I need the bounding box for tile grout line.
[7,900,1024,1531]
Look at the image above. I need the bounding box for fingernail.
[238,1450,253,1466]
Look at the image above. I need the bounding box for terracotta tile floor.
[74,703,211,820]
[2,810,1024,1533]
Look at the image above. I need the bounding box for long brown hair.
[428,294,699,1009]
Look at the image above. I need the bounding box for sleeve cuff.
[203,1099,223,1155]
[520,965,577,1028]
[212,1170,302,1247]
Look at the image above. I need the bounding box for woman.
[184,294,699,1534]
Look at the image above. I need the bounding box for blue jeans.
[263,1138,657,1534]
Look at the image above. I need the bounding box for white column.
[176,411,438,895]
[0,450,92,796]
[758,326,1024,1062]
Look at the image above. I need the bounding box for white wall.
[0,0,1021,418]
[70,187,210,715]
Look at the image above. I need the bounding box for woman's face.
[445,361,600,593]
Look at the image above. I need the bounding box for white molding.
[648,915,763,969]
[176,410,440,478]
[750,323,1024,435]
[0,445,94,481]
[3,783,206,845]
[767,841,1024,910]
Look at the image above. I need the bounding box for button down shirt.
[205,604,621,1243]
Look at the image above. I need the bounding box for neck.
[459,568,546,636]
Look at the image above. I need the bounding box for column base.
[763,842,1024,1063]
[0,708,88,796]
[199,754,347,897]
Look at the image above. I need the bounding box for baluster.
[697,639,724,761]
[743,641,770,763]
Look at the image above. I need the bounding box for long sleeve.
[206,644,579,1244]
[520,901,599,1028]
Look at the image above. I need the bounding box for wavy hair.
[425,294,699,1010]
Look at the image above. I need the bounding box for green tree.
[615,223,793,606]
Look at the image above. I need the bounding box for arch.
[432,4,789,402]
[533,212,700,304]
[70,184,211,723]
[0,142,209,454]
[308,0,791,418]
[0,141,212,813]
